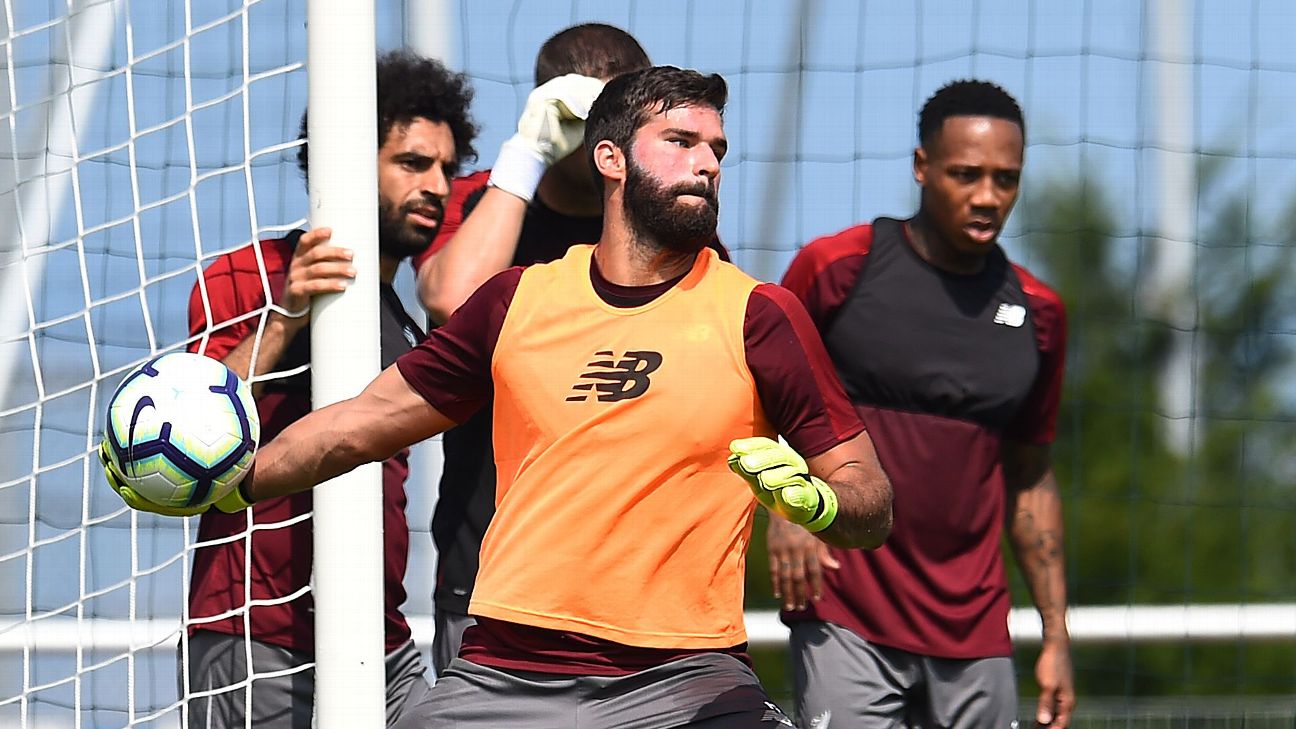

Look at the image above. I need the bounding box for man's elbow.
[423,295,455,326]
[417,275,458,325]
[331,421,402,472]
[415,263,450,324]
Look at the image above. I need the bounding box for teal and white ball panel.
[104,351,260,509]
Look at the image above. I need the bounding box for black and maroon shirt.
[780,216,1067,659]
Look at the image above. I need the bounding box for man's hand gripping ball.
[99,440,253,517]
[728,437,839,533]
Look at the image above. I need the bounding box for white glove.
[488,73,606,201]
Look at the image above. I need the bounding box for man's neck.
[592,209,698,286]
[905,212,988,276]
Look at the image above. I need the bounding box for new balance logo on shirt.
[993,303,1027,327]
[567,350,663,402]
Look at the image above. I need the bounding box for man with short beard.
[622,144,721,251]
[113,65,895,728]
[178,51,476,729]
[408,23,728,675]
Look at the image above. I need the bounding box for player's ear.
[593,139,625,184]
[912,146,928,187]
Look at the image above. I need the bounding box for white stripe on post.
[305,1,384,726]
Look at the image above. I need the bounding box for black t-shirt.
[781,215,1067,658]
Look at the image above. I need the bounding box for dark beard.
[377,196,444,260]
[623,157,718,254]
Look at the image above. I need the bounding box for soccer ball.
[103,351,260,509]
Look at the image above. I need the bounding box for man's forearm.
[418,188,528,324]
[219,312,305,394]
[243,399,374,502]
[1009,470,1070,641]
[241,366,456,504]
[818,462,892,549]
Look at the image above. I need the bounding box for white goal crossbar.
[5,604,1295,656]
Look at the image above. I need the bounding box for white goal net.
[4,1,1296,727]
[2,0,309,726]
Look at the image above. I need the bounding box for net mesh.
[3,0,1295,726]
[2,0,307,726]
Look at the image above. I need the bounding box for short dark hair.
[296,50,477,180]
[583,66,727,189]
[534,23,650,85]
[918,79,1025,147]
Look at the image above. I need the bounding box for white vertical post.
[405,0,456,66]
[1144,0,1199,454]
[305,0,384,726]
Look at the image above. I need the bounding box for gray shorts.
[406,652,795,728]
[181,629,435,729]
[789,621,1016,729]
[431,609,476,677]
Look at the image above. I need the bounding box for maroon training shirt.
[185,237,417,655]
[780,217,1067,659]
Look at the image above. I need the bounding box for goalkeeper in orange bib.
[108,65,893,727]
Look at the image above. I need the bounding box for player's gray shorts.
[789,621,1017,729]
[181,629,435,729]
[405,652,795,728]
[431,609,476,676]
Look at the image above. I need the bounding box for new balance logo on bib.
[566,350,663,402]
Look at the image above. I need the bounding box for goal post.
[4,1,1296,727]
[303,0,385,726]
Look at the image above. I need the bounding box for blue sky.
[3,0,1295,725]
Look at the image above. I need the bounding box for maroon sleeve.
[744,283,864,458]
[188,240,289,360]
[394,267,523,423]
[188,251,247,359]
[1005,264,1068,444]
[779,224,872,332]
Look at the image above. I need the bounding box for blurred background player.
[773,80,1074,728]
[408,23,655,673]
[113,65,894,728]
[180,51,476,728]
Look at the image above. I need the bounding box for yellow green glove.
[728,437,839,533]
[99,440,254,516]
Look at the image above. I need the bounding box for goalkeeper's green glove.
[488,73,606,201]
[728,437,839,533]
[99,440,254,517]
